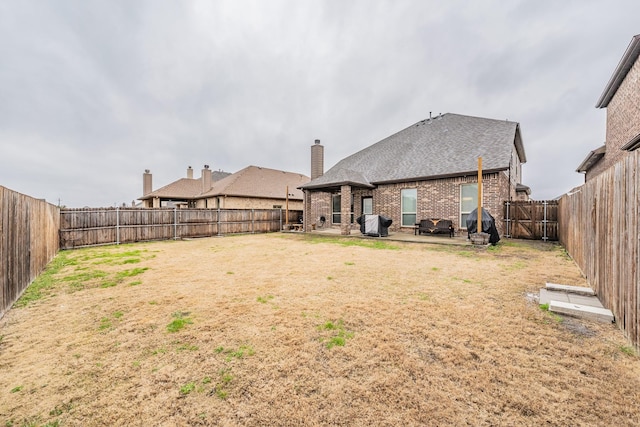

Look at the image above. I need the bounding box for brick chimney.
[311,139,324,180]
[201,165,212,193]
[187,166,193,179]
[143,169,152,195]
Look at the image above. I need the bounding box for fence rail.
[59,207,302,249]
[0,186,60,319]
[558,150,639,350]
[503,200,558,240]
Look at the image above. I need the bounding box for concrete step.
[539,289,604,308]
[545,282,595,296]
[549,300,614,323]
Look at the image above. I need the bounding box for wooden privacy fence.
[558,150,639,350]
[0,186,60,319]
[503,200,558,240]
[59,207,303,249]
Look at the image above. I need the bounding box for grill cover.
[357,214,392,237]
[466,208,500,244]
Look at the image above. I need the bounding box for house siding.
[587,53,640,180]
[508,146,523,200]
[200,196,303,210]
[309,172,510,235]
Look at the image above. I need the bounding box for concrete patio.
[286,227,472,246]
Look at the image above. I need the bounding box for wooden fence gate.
[503,200,558,241]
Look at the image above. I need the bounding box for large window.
[332,194,354,224]
[332,194,341,224]
[460,183,479,229]
[401,189,417,227]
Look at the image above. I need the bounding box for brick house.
[577,34,640,180]
[139,165,309,210]
[300,113,528,236]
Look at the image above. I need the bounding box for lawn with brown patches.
[1,234,639,426]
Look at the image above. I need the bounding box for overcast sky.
[1,1,639,207]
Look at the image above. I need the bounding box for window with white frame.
[332,194,341,224]
[460,183,479,229]
[401,188,417,227]
[362,197,373,215]
[332,194,354,224]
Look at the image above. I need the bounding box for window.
[332,194,341,224]
[401,189,417,227]
[362,197,373,215]
[460,183,479,229]
[332,194,354,224]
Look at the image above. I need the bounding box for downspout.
[506,151,513,238]
[477,157,482,232]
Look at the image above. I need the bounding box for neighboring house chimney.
[311,139,324,180]
[187,166,193,179]
[202,165,212,192]
[143,169,152,196]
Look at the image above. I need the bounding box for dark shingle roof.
[304,168,375,189]
[301,113,525,190]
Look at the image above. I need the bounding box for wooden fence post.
[116,206,120,245]
[173,207,177,240]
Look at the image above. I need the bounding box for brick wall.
[587,55,640,180]
[308,171,511,235]
[307,191,332,229]
[340,185,352,235]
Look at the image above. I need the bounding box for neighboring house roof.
[596,34,640,108]
[301,113,525,190]
[140,178,204,200]
[202,166,310,200]
[210,170,233,181]
[576,145,606,173]
[139,170,232,200]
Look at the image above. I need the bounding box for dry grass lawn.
[1,233,639,426]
